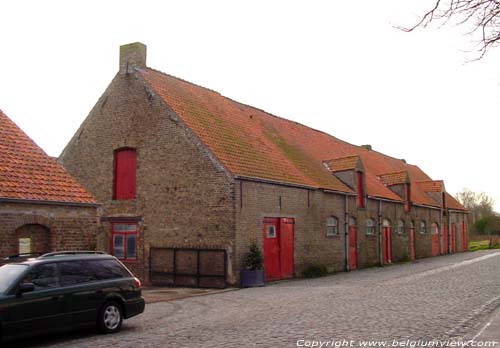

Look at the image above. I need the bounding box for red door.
[451,223,457,253]
[442,224,449,254]
[382,220,392,264]
[410,224,416,261]
[349,219,357,270]
[431,223,440,256]
[462,221,468,251]
[280,218,295,279]
[263,218,280,281]
[263,217,294,281]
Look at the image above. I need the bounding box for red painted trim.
[111,222,138,262]
[114,148,137,200]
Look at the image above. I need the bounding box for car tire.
[97,301,123,334]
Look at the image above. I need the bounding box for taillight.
[134,277,142,288]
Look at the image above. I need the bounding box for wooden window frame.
[326,216,339,237]
[366,218,375,235]
[111,222,138,262]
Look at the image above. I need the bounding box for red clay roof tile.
[138,68,465,210]
[0,110,96,204]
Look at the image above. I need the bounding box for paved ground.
[7,250,500,348]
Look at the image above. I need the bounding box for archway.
[15,224,50,255]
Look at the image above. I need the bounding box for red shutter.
[114,149,137,200]
[357,172,365,208]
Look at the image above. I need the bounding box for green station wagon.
[0,251,145,342]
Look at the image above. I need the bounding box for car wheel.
[97,301,123,333]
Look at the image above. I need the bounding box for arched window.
[366,218,375,235]
[431,223,439,235]
[382,219,391,228]
[326,216,339,237]
[349,217,357,227]
[114,148,137,200]
[397,220,405,234]
[420,221,427,234]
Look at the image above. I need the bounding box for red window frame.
[356,171,365,208]
[111,223,138,262]
[114,148,137,200]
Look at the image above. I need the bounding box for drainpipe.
[344,194,350,272]
[378,199,383,266]
[447,208,452,254]
[439,203,443,255]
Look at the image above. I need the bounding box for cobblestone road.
[8,250,500,348]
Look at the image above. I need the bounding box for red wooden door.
[280,218,295,279]
[442,224,449,254]
[462,222,468,251]
[383,226,392,264]
[349,224,357,270]
[410,225,416,261]
[263,218,280,281]
[263,217,295,281]
[451,223,457,253]
[431,223,440,256]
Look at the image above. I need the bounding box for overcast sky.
[0,0,498,211]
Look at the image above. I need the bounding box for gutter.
[0,197,100,208]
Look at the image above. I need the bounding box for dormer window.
[357,171,365,208]
[114,148,137,200]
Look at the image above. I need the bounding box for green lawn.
[469,239,500,251]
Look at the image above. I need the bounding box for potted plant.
[240,242,265,288]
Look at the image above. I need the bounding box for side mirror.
[18,283,35,294]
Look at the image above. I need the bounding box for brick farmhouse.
[58,43,468,286]
[0,110,98,258]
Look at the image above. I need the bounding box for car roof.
[4,252,115,266]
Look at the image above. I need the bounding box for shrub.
[242,242,263,270]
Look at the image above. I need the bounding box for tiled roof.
[0,110,96,204]
[378,171,410,186]
[417,180,445,193]
[323,156,360,172]
[138,68,465,210]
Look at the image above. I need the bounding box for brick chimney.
[120,42,147,74]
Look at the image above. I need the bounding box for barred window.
[420,221,427,234]
[326,217,339,237]
[397,220,405,234]
[366,218,375,235]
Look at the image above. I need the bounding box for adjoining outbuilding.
[0,110,98,259]
[58,43,468,287]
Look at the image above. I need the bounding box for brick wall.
[0,202,97,257]
[59,71,236,284]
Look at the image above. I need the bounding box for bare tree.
[455,188,496,224]
[401,0,500,59]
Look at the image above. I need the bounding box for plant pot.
[240,269,265,288]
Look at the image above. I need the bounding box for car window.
[85,259,131,280]
[0,264,28,293]
[59,261,97,286]
[21,263,59,291]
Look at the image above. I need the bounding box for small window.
[112,223,138,261]
[420,221,427,234]
[266,225,276,238]
[431,223,439,235]
[366,218,375,235]
[326,217,339,237]
[18,238,32,254]
[21,263,59,291]
[397,220,405,234]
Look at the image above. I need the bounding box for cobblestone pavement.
[8,250,500,348]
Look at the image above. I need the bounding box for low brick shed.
[0,110,98,258]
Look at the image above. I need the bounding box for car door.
[58,260,106,325]
[5,262,65,336]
